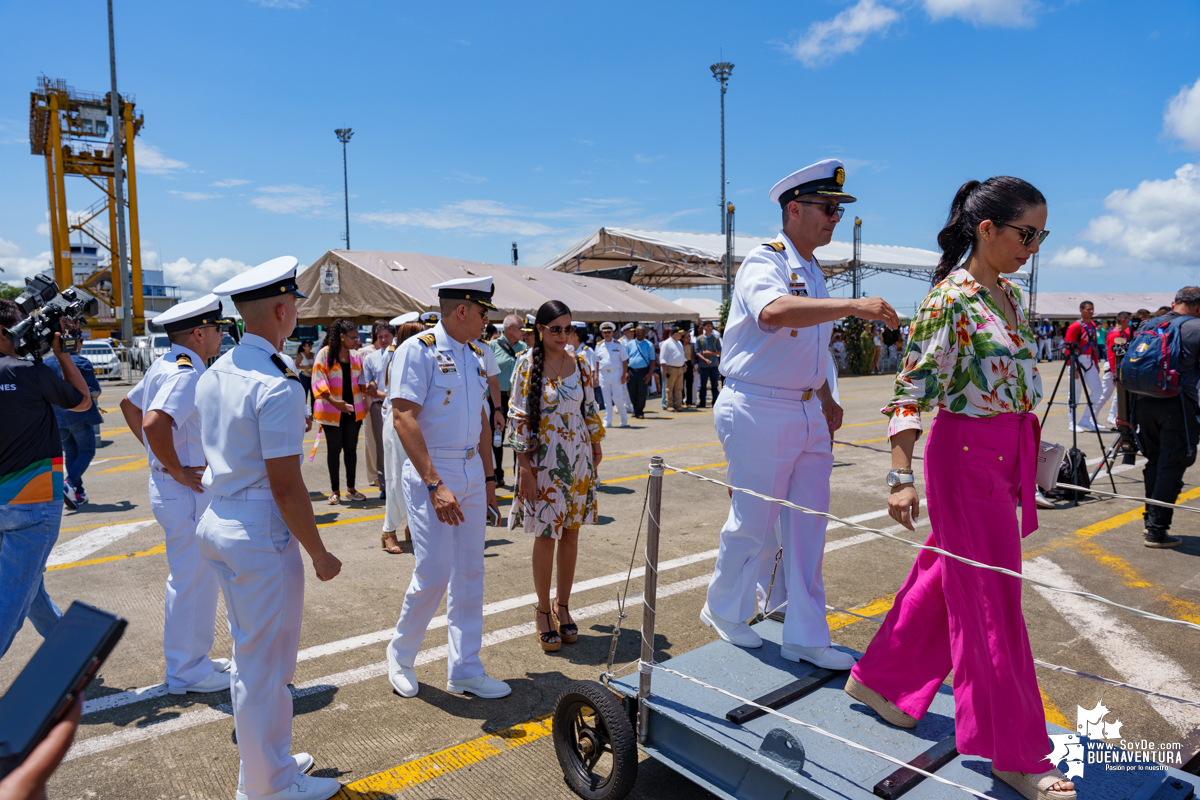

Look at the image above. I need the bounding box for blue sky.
[2,0,1198,314]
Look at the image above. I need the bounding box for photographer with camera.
[44,321,102,510]
[0,295,93,660]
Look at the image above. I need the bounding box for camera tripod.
[1040,343,1118,507]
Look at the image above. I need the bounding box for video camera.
[3,274,98,361]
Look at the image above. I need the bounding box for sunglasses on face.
[540,324,570,334]
[794,200,845,221]
[998,222,1050,247]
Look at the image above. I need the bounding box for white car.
[149,334,171,366]
[80,341,123,380]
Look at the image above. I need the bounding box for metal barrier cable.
[642,660,995,800]
[661,462,1200,634]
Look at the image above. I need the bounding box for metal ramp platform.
[608,618,1195,800]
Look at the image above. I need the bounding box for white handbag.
[1037,441,1066,491]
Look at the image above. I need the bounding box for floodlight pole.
[852,217,862,299]
[711,62,733,301]
[512,241,519,266]
[335,128,353,249]
[1028,253,1038,321]
[108,0,132,341]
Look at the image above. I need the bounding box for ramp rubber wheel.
[553,680,637,800]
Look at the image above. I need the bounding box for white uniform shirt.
[388,323,489,450]
[720,231,832,392]
[659,337,686,367]
[566,344,597,376]
[479,340,500,378]
[595,338,628,373]
[363,347,390,398]
[196,332,307,497]
[125,343,207,471]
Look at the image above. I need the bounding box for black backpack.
[1048,447,1090,501]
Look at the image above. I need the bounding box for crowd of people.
[3,156,1200,800]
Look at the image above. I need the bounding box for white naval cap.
[391,311,420,325]
[521,314,536,332]
[572,321,587,330]
[621,322,635,332]
[420,311,440,327]
[431,276,497,310]
[599,321,616,332]
[153,293,225,333]
[768,159,857,207]
[213,256,307,303]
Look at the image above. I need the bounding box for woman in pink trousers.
[846,177,1075,800]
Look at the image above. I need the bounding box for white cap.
[420,311,440,326]
[621,322,635,332]
[599,321,616,332]
[213,256,306,302]
[768,159,857,206]
[153,293,224,333]
[390,311,420,325]
[431,276,496,310]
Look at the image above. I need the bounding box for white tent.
[673,297,723,321]
[1032,292,1175,320]
[543,228,942,289]
[294,250,697,325]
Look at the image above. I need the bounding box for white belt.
[226,487,276,501]
[429,447,477,460]
[726,378,814,402]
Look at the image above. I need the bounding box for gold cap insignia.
[834,167,846,186]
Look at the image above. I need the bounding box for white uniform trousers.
[381,417,408,533]
[707,385,834,647]
[388,456,485,681]
[599,368,628,428]
[1038,339,1052,360]
[622,382,633,413]
[1097,364,1116,425]
[1070,356,1105,431]
[150,472,219,688]
[197,495,304,798]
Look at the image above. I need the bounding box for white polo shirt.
[126,343,207,471]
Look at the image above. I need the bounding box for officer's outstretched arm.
[760,296,899,330]
[265,456,341,581]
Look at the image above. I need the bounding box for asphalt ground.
[3,370,1199,799]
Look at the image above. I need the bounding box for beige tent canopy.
[294,250,697,325]
[542,228,942,290]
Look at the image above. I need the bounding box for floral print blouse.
[882,268,1042,437]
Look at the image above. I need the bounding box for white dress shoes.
[446,673,511,699]
[700,602,762,649]
[236,754,314,799]
[168,667,232,695]
[213,658,232,673]
[781,644,857,670]
[233,772,340,800]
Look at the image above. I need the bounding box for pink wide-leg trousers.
[850,411,1053,773]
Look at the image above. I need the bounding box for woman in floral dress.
[507,300,605,652]
[848,177,1074,800]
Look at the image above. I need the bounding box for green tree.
[0,284,23,301]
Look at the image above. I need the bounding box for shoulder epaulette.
[763,241,786,252]
[174,353,193,369]
[387,344,396,352]
[468,341,483,356]
[418,333,436,347]
[269,354,300,383]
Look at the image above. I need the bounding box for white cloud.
[169,190,221,201]
[251,185,334,215]
[250,0,306,7]
[162,257,252,300]
[359,206,555,237]
[1084,162,1200,265]
[635,154,663,165]
[445,172,488,184]
[1047,246,1105,269]
[211,178,250,188]
[922,0,1038,27]
[135,142,188,175]
[790,0,901,68]
[0,239,53,286]
[1164,78,1200,151]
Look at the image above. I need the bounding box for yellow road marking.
[59,515,155,533]
[1075,540,1153,588]
[46,542,166,572]
[828,594,894,631]
[607,442,719,461]
[1040,687,1072,729]
[97,456,148,473]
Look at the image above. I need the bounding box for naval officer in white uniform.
[386,277,507,700]
[119,294,232,695]
[377,310,421,549]
[196,256,343,800]
[703,160,898,669]
[595,321,629,428]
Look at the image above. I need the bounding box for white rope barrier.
[661,462,1200,634]
[642,661,995,800]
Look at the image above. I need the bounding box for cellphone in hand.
[487,504,501,526]
[0,601,126,778]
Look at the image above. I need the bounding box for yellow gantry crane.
[29,76,145,333]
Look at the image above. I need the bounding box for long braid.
[526,332,546,455]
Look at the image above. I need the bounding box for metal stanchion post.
[638,455,665,744]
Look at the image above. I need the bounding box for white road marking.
[46,520,158,566]
[1025,557,1200,736]
[67,575,711,761]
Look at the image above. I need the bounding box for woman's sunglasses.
[539,324,570,334]
[998,222,1050,247]
[794,200,846,221]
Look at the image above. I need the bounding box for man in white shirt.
[594,322,629,428]
[363,323,396,499]
[659,328,687,412]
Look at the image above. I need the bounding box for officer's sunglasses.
[539,324,571,334]
[998,222,1050,247]
[794,200,845,221]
